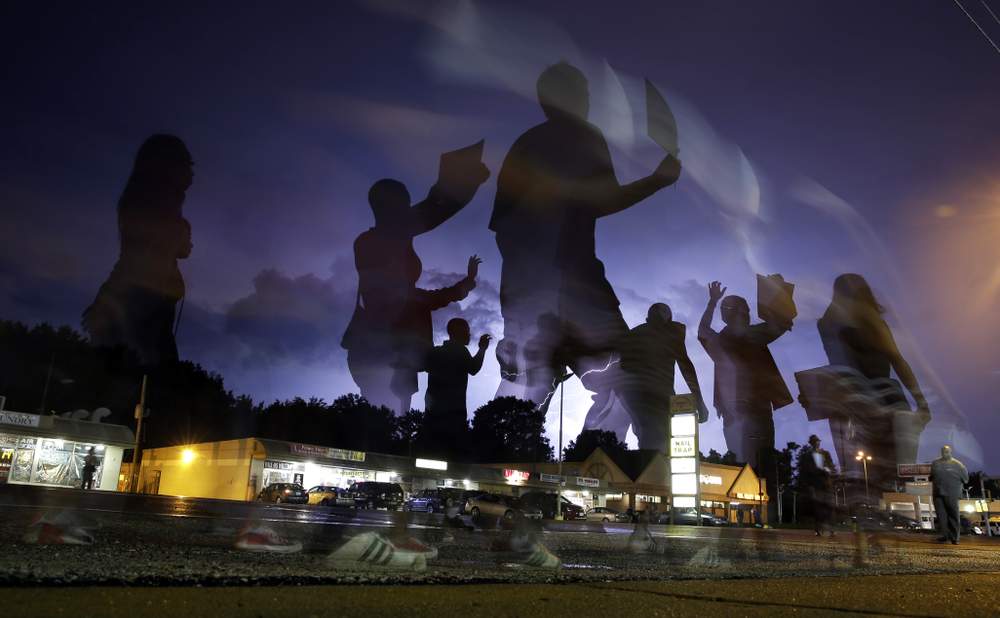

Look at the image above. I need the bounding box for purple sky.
[2,1,999,470]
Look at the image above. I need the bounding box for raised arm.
[414,255,481,311]
[470,334,491,376]
[409,162,491,236]
[676,331,709,422]
[699,281,726,341]
[575,136,681,218]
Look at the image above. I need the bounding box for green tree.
[563,429,627,461]
[469,397,554,463]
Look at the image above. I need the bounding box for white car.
[585,507,623,523]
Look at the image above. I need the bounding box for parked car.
[655,509,727,526]
[584,506,626,523]
[437,488,480,514]
[844,505,922,531]
[404,489,445,513]
[347,482,404,510]
[307,485,353,507]
[257,483,308,504]
[466,493,543,521]
[519,491,586,520]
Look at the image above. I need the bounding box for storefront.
[138,437,509,501]
[0,408,133,492]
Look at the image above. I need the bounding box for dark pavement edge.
[5,571,1000,618]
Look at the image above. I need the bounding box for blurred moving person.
[817,274,930,498]
[80,447,99,490]
[698,280,793,525]
[421,318,491,458]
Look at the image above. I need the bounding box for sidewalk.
[5,572,1000,617]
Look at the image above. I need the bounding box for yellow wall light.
[181,448,196,464]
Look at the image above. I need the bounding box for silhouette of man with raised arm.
[698,280,792,525]
[618,303,707,451]
[342,148,490,415]
[490,61,681,427]
[422,318,491,456]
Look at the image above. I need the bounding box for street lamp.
[855,451,872,504]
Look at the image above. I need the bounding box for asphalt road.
[2,484,999,589]
[6,572,1000,618]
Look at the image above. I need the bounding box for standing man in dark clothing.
[81,447,99,490]
[698,280,793,525]
[930,445,968,544]
[422,318,491,456]
[618,303,707,451]
[489,61,682,433]
[800,435,837,536]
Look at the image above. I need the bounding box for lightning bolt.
[536,358,620,412]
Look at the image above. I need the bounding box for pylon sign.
[668,394,700,524]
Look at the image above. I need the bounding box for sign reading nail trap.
[668,394,700,521]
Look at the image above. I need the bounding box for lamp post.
[855,451,872,504]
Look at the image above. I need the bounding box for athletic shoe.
[234,525,302,553]
[23,511,94,545]
[23,522,94,545]
[389,535,439,560]
[521,543,561,569]
[329,532,427,572]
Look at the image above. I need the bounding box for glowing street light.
[855,451,873,503]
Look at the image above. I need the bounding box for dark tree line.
[0,320,553,463]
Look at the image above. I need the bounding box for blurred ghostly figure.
[490,61,681,428]
[342,164,489,415]
[698,280,793,525]
[421,317,491,456]
[817,273,930,496]
[83,135,194,368]
[618,303,707,451]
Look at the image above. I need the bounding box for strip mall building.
[135,437,767,521]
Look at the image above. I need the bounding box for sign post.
[668,394,700,526]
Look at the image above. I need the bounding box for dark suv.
[519,491,586,520]
[347,482,404,510]
[256,483,308,504]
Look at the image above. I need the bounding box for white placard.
[670,437,695,458]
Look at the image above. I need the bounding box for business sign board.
[575,476,599,488]
[504,469,530,482]
[540,473,564,484]
[0,412,40,428]
[898,463,931,477]
[289,443,366,462]
[670,436,695,458]
[668,394,700,524]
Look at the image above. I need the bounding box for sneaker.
[329,532,427,572]
[627,534,657,554]
[24,522,94,545]
[23,511,94,545]
[521,543,561,569]
[234,525,302,553]
[390,536,439,561]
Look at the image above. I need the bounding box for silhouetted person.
[618,303,707,451]
[83,135,194,367]
[698,280,792,525]
[930,445,967,545]
[800,435,836,536]
[342,160,490,414]
[818,274,930,495]
[422,318,491,455]
[81,447,99,490]
[489,61,682,428]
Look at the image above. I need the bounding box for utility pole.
[556,374,567,521]
[38,353,55,414]
[129,375,148,493]
[981,474,993,538]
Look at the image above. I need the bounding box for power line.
[981,0,1000,26]
[953,0,1000,55]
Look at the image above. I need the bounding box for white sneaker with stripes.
[329,532,427,572]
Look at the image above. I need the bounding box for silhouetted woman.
[343,166,489,415]
[817,274,929,493]
[83,135,194,367]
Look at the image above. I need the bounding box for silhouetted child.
[698,279,793,526]
[421,318,491,455]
